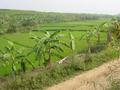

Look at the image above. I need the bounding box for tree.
[21,19,39,32]
[7,23,17,33]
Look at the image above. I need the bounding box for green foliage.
[0,24,107,76]
[69,32,75,52]
[0,41,18,75]
[1,44,120,90]
[31,31,68,66]
[0,41,34,75]
[2,60,85,90]
[105,18,120,43]
[0,19,108,76]
[111,18,120,39]
[94,22,106,43]
[7,23,17,33]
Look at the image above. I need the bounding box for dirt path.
[46,58,120,90]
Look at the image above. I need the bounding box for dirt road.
[46,58,120,90]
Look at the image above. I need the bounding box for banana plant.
[29,33,44,66]
[16,48,35,73]
[111,19,120,40]
[69,32,75,53]
[104,18,119,43]
[86,30,96,53]
[1,41,18,75]
[94,22,106,43]
[0,41,34,75]
[68,32,76,60]
[31,31,68,66]
[84,22,106,52]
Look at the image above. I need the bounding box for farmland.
[0,19,109,76]
[0,9,120,90]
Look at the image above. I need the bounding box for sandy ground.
[46,58,120,90]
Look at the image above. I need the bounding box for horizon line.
[0,8,116,16]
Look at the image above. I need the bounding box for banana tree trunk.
[107,30,112,43]
[97,32,100,43]
[48,48,51,65]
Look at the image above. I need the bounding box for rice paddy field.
[0,19,108,76]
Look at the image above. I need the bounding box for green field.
[0,20,107,76]
[39,19,108,31]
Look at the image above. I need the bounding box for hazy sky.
[0,0,120,15]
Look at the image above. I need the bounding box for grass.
[38,19,108,31]
[0,20,107,76]
[107,80,120,90]
[1,44,120,90]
